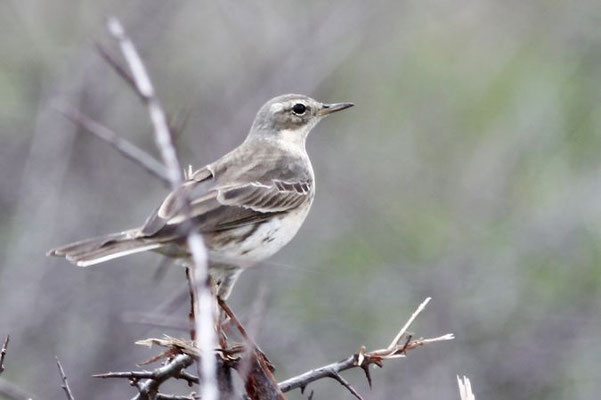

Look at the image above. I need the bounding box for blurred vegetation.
[2,1,601,399]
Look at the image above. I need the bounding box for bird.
[48,94,353,298]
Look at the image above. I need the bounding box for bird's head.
[247,94,354,145]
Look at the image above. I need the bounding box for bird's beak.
[317,102,354,116]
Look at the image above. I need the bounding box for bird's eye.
[292,103,307,115]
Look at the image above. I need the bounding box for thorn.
[328,371,363,400]
[361,364,372,389]
[0,334,9,374]
[399,334,413,355]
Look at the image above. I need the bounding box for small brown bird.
[48,94,353,298]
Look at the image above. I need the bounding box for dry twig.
[56,104,170,185]
[0,335,9,375]
[133,354,195,400]
[93,339,201,398]
[95,42,140,100]
[278,297,454,397]
[94,363,199,387]
[55,357,75,400]
[156,394,199,400]
[105,17,218,400]
[93,342,211,400]
[185,267,202,381]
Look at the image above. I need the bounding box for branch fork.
[278,297,454,399]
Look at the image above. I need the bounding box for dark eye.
[292,103,307,115]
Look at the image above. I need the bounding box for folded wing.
[139,169,312,239]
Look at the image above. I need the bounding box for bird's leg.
[204,276,229,347]
[214,266,243,300]
[216,296,231,350]
[217,297,275,371]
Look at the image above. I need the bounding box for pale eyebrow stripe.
[270,103,284,113]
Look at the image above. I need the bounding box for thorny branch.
[97,299,283,399]
[56,357,75,400]
[95,297,453,399]
[105,17,217,400]
[131,355,195,400]
[278,298,454,398]
[0,335,9,375]
[94,350,200,400]
[94,368,199,386]
[94,338,214,399]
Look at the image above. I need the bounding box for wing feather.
[140,176,312,239]
[217,181,311,213]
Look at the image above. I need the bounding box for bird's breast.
[206,200,313,267]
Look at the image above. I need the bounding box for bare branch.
[278,355,356,393]
[55,357,75,400]
[105,17,217,400]
[0,335,9,374]
[56,104,169,185]
[388,297,431,349]
[94,371,156,380]
[328,371,363,400]
[185,268,204,385]
[105,17,181,184]
[97,41,189,146]
[185,268,199,343]
[278,298,454,395]
[94,367,199,386]
[156,394,199,400]
[131,354,195,400]
[95,42,140,100]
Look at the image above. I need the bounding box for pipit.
[48,94,353,298]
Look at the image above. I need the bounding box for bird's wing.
[139,168,312,238]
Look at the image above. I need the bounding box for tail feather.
[47,229,164,267]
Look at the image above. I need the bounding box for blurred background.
[2,0,601,398]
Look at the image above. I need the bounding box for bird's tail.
[47,229,164,267]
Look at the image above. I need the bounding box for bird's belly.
[206,204,312,267]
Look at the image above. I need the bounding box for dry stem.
[0,335,9,375]
[56,104,169,185]
[105,17,217,400]
[55,357,75,400]
[278,298,454,397]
